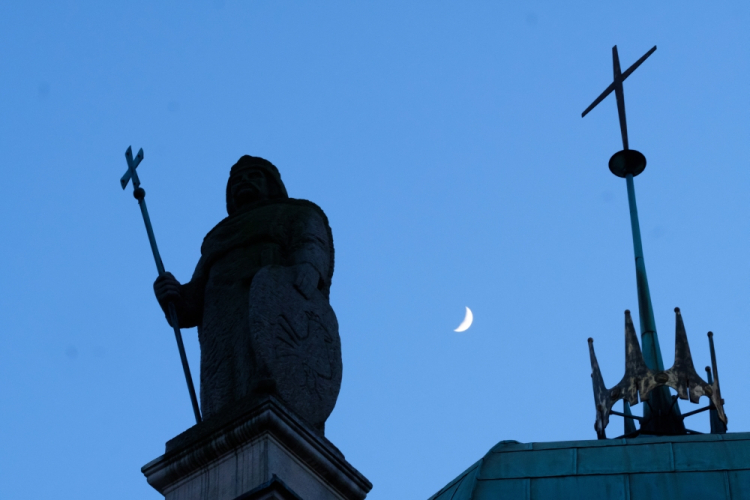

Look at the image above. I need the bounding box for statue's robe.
[172,199,340,430]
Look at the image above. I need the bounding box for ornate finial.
[588,309,728,438]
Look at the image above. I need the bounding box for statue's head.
[226,156,288,215]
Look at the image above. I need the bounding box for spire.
[582,45,662,368]
[581,46,729,438]
[582,44,677,422]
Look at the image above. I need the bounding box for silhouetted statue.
[154,156,340,433]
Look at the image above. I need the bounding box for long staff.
[120,146,202,424]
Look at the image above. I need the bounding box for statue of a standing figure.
[154,156,341,433]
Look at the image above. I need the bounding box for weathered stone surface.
[154,156,340,432]
[142,395,372,500]
[234,476,303,499]
[248,265,341,433]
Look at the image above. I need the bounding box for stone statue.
[153,156,341,433]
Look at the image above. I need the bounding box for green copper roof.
[429,433,750,500]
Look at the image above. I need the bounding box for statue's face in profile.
[230,167,269,210]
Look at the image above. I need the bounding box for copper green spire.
[582,45,686,431]
[623,169,663,370]
[582,51,731,437]
[582,45,664,369]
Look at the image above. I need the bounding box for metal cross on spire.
[582,45,656,151]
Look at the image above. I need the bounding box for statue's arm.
[153,261,206,329]
[290,210,331,298]
[172,279,204,328]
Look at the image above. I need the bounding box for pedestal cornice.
[142,395,371,500]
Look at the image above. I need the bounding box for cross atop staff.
[121,146,144,190]
[582,45,657,151]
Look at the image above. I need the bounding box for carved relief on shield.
[248,265,342,431]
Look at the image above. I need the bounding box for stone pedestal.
[142,396,372,500]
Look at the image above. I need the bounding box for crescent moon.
[454,307,473,332]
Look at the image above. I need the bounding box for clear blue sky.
[1,2,749,499]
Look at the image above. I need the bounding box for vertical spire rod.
[708,331,720,385]
[625,173,664,370]
[705,364,727,434]
[627,172,681,431]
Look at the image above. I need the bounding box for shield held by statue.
[247,265,342,432]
